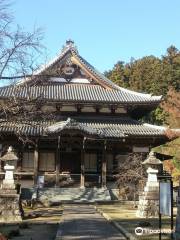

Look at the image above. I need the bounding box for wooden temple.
[0,40,167,188]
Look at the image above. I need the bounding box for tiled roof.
[46,118,103,136]
[0,84,161,104]
[0,117,165,138]
[78,117,165,138]
[18,41,119,90]
[0,120,46,136]
[14,40,161,106]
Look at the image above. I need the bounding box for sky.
[12,0,180,72]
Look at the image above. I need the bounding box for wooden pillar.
[80,137,85,188]
[17,144,23,171]
[34,139,39,186]
[101,140,107,188]
[56,136,60,187]
[0,144,3,172]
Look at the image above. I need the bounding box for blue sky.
[12,0,180,72]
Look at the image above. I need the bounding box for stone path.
[56,204,126,240]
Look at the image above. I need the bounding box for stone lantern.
[136,151,162,218]
[142,151,163,174]
[0,146,22,222]
[0,146,18,189]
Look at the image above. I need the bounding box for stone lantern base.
[0,193,22,222]
[136,167,159,218]
[136,189,159,218]
[0,165,22,222]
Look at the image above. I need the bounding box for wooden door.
[60,151,80,173]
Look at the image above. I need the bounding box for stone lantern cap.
[0,146,18,162]
[142,151,162,165]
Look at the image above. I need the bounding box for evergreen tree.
[105,46,180,125]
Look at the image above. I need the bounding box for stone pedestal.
[136,167,159,218]
[175,193,180,238]
[0,164,22,222]
[0,193,22,222]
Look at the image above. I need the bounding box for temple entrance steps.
[30,187,112,203]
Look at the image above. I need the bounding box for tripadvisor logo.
[135,227,174,235]
[135,227,143,236]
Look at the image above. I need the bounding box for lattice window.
[84,153,97,172]
[39,152,55,171]
[22,152,34,170]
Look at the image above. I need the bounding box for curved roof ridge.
[70,49,162,98]
[117,85,162,100]
[45,117,103,136]
[17,40,77,85]
[46,118,71,132]
[17,40,121,90]
[71,51,120,90]
[143,123,166,131]
[35,41,78,75]
[15,40,161,102]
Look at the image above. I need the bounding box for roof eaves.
[143,123,166,132]
[117,86,162,102]
[71,52,120,90]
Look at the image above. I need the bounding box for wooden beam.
[71,56,112,90]
[18,145,23,171]
[56,136,60,187]
[80,137,86,188]
[0,143,3,172]
[101,140,107,188]
[34,139,39,186]
[0,154,2,172]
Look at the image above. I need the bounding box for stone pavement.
[56,204,126,240]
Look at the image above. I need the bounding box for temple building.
[0,40,167,189]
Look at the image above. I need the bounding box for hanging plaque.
[160,182,171,216]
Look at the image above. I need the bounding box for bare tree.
[114,153,146,201]
[0,0,44,84]
[0,0,46,146]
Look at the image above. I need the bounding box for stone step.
[31,187,111,202]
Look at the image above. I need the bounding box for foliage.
[127,56,164,95]
[141,106,168,125]
[153,136,180,184]
[161,87,180,128]
[105,45,180,125]
[104,61,130,88]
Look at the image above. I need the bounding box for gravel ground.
[0,206,62,239]
[0,223,58,240]
[96,203,176,240]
